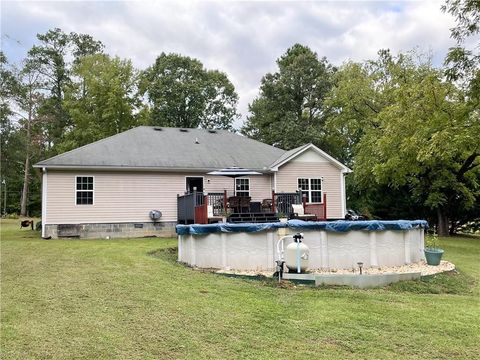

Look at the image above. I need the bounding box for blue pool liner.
[176,219,428,235]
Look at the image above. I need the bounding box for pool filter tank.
[285,233,309,273]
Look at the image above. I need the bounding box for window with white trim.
[235,178,250,197]
[298,178,323,203]
[76,176,94,205]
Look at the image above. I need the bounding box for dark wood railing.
[304,193,327,220]
[272,191,302,217]
[207,191,227,216]
[179,190,327,224]
[194,195,208,225]
[177,191,205,224]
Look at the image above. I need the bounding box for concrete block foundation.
[45,221,177,239]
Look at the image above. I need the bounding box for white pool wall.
[178,227,425,271]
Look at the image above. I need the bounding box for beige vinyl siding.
[204,175,272,202]
[275,162,344,219]
[46,170,273,224]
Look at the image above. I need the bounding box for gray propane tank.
[285,233,309,273]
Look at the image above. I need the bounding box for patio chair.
[228,196,241,213]
[239,196,251,213]
[290,204,317,221]
[207,205,223,223]
[261,199,272,212]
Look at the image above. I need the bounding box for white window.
[76,176,94,205]
[235,178,250,197]
[298,178,323,203]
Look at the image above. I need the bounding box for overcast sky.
[1,0,462,128]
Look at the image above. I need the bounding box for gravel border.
[215,261,456,278]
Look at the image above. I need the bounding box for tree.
[26,28,104,149]
[0,52,23,215]
[17,62,45,216]
[323,61,384,165]
[242,44,335,150]
[351,52,479,236]
[442,0,479,82]
[1,53,44,216]
[141,53,239,129]
[59,54,140,151]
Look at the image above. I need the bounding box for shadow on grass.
[148,247,476,294]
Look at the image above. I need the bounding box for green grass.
[1,219,479,359]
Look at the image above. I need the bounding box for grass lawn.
[1,219,479,359]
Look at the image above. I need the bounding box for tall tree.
[350,51,479,236]
[323,61,384,165]
[1,53,44,216]
[60,54,140,151]
[141,53,239,129]
[27,28,104,149]
[0,52,23,215]
[442,0,479,83]
[17,62,44,216]
[242,44,335,150]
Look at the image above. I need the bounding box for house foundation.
[44,221,177,239]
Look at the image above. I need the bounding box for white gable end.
[290,148,330,163]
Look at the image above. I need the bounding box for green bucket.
[424,248,444,266]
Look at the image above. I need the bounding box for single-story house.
[34,126,351,238]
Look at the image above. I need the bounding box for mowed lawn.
[1,219,479,359]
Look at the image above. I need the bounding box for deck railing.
[207,192,227,216]
[178,190,327,224]
[273,191,302,217]
[177,191,205,224]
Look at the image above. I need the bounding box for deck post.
[302,194,307,212]
[223,189,228,213]
[323,193,327,220]
[271,190,276,213]
[204,195,208,224]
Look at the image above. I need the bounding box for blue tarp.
[176,219,428,235]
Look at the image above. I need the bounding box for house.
[34,126,351,238]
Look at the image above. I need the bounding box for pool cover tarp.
[176,220,428,235]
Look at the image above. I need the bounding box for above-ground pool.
[176,220,428,271]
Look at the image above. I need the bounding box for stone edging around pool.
[284,272,422,288]
[212,260,456,288]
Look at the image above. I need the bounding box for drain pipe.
[276,235,293,281]
[297,240,301,274]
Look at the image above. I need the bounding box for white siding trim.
[185,176,204,192]
[271,144,351,172]
[74,175,95,206]
[41,168,47,237]
[296,177,324,204]
[340,172,346,217]
[235,177,250,197]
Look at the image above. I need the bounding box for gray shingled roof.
[34,127,287,171]
[269,143,311,169]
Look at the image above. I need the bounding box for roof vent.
[195,137,200,144]
[208,129,217,134]
[153,127,163,131]
[179,129,189,132]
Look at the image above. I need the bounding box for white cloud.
[2,0,465,128]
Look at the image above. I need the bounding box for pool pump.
[276,233,310,279]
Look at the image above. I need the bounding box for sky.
[1,0,463,128]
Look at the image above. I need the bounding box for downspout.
[41,167,47,238]
[273,171,277,192]
[340,171,347,217]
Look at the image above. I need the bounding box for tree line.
[1,0,478,235]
